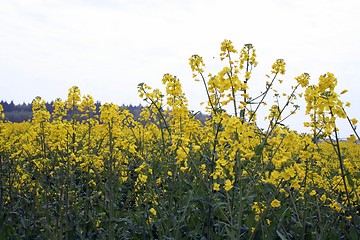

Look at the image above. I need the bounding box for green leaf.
[349,225,359,240]
[276,230,288,240]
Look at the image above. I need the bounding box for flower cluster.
[1,40,359,239]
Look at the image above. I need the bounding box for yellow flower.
[348,135,356,142]
[189,54,205,74]
[138,174,148,183]
[280,171,291,181]
[329,200,342,212]
[320,194,327,203]
[291,181,301,190]
[149,208,157,216]
[88,179,96,186]
[32,96,51,123]
[310,190,316,196]
[224,179,233,191]
[271,59,286,75]
[271,199,281,208]
[285,167,296,178]
[156,177,162,186]
[177,148,188,161]
[295,73,310,87]
[66,86,81,110]
[0,104,5,119]
[213,183,220,191]
[241,93,249,98]
[340,89,348,94]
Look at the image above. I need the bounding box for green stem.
[249,73,278,122]
[329,111,352,209]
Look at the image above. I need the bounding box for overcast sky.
[1,0,359,136]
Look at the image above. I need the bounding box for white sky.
[1,0,359,136]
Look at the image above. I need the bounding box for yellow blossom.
[320,194,327,203]
[149,208,157,216]
[0,104,4,119]
[138,174,148,183]
[280,171,291,181]
[156,177,162,185]
[271,59,286,75]
[348,135,356,142]
[279,188,286,193]
[271,199,281,208]
[291,181,301,190]
[310,190,316,196]
[295,73,310,88]
[340,89,348,94]
[224,179,233,191]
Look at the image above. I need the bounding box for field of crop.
[1,40,359,239]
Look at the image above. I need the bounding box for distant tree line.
[0,100,208,123]
[1,100,34,122]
